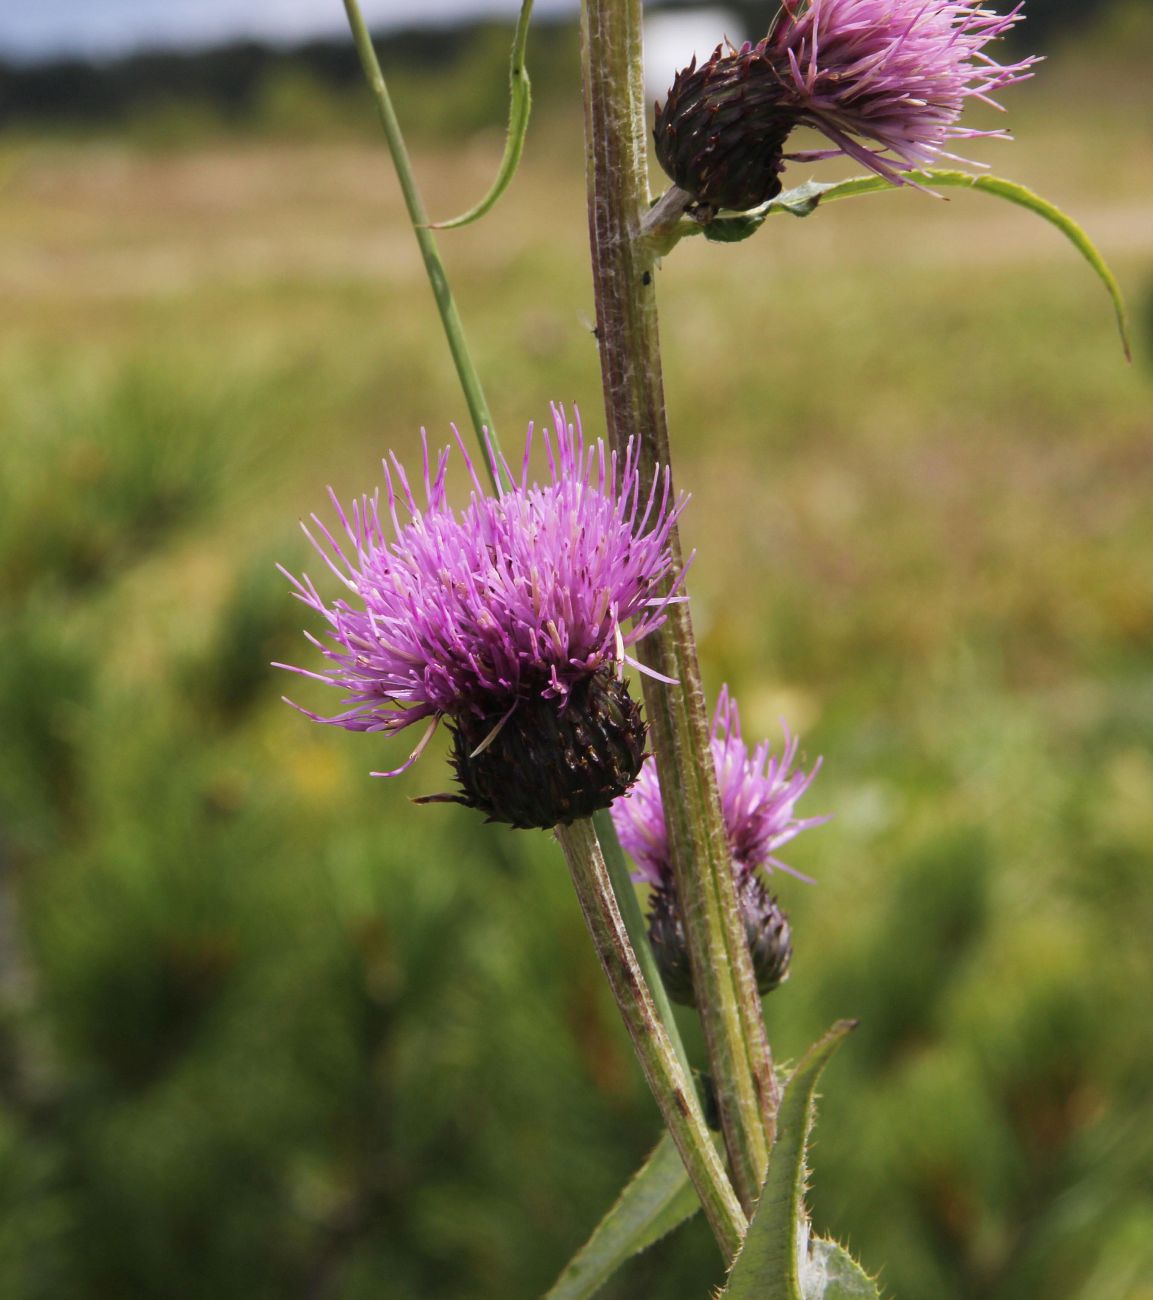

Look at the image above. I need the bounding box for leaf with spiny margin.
[545,1132,702,1300]
[800,1238,882,1300]
[717,1020,858,1300]
[428,0,533,229]
[703,169,1131,358]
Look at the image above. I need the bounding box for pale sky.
[0,0,580,62]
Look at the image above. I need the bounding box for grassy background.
[1,6,1152,1297]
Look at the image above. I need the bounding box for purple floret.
[612,685,826,887]
[768,0,1039,183]
[277,404,687,777]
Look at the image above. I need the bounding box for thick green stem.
[579,0,779,1209]
[555,819,746,1256]
[341,0,505,473]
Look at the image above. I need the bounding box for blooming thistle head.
[612,686,826,887]
[277,405,687,830]
[611,686,825,1003]
[654,0,1038,211]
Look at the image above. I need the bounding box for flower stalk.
[341,0,504,471]
[555,817,746,1255]
[580,0,778,1210]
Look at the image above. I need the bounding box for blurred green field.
[2,11,1152,1299]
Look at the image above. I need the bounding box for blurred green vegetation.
[1,7,1152,1298]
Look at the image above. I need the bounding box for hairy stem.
[580,0,779,1209]
[556,819,746,1255]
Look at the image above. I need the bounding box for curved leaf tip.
[688,169,1131,361]
[776,169,1132,361]
[801,1238,882,1300]
[428,0,534,230]
[719,1020,858,1300]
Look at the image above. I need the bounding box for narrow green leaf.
[800,1238,882,1300]
[719,1020,858,1300]
[428,0,534,229]
[763,169,1132,359]
[546,1133,701,1300]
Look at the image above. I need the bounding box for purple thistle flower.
[766,0,1039,184]
[612,685,826,887]
[611,686,825,1004]
[654,0,1037,210]
[277,405,687,829]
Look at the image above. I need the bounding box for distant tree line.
[0,0,1118,131]
[0,29,473,130]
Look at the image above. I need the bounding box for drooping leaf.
[546,1132,701,1300]
[800,1237,882,1300]
[429,0,534,229]
[689,168,1130,358]
[718,1020,857,1300]
[765,169,1131,358]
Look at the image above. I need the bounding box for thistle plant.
[282,0,1129,1292]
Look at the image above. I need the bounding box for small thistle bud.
[741,871,793,995]
[278,406,687,830]
[647,874,793,1007]
[448,668,646,829]
[654,43,795,214]
[647,882,696,1006]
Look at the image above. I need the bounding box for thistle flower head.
[611,686,823,1005]
[654,0,1037,209]
[766,0,1039,183]
[278,405,687,828]
[611,685,825,887]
